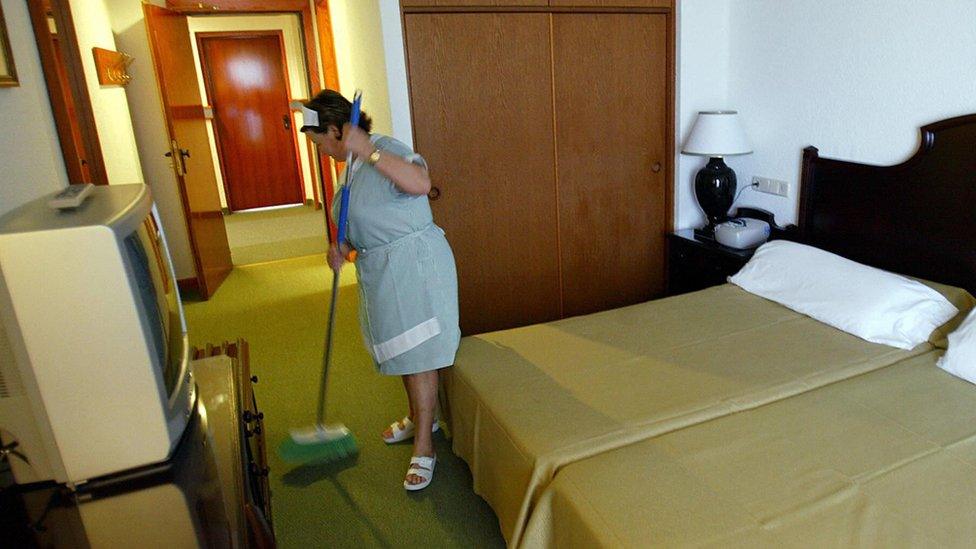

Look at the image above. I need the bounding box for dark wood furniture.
[667,230,754,296]
[669,114,976,293]
[668,207,790,295]
[797,114,976,295]
[402,0,670,6]
[402,1,675,334]
[671,113,976,298]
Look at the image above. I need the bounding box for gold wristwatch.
[367,148,381,166]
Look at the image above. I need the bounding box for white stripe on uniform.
[372,317,442,364]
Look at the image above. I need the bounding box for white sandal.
[404,455,436,491]
[382,417,440,444]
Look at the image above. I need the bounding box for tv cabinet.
[6,339,275,548]
[193,339,275,548]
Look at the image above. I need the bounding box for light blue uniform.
[333,134,460,376]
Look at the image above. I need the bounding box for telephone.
[715,217,770,249]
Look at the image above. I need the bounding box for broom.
[278,91,363,464]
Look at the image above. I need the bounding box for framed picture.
[0,2,18,87]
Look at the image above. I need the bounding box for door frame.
[195,30,306,212]
[165,1,338,215]
[27,0,108,186]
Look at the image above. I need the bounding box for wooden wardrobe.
[402,0,674,335]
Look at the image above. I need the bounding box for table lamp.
[681,111,752,238]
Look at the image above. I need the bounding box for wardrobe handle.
[428,186,441,201]
[651,162,662,173]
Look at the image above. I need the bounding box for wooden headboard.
[797,114,976,295]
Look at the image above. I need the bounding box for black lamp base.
[694,156,737,232]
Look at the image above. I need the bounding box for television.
[0,184,194,486]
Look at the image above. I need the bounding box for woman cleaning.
[300,90,460,491]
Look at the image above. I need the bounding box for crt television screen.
[122,216,184,396]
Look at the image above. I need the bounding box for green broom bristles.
[278,432,358,464]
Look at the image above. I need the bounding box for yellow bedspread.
[443,284,967,545]
[523,351,976,548]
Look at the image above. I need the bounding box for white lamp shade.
[682,111,752,157]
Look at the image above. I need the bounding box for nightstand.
[667,229,757,295]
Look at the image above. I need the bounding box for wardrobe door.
[548,0,671,6]
[405,13,561,335]
[403,1,546,6]
[552,13,670,316]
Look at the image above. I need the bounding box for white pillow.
[729,240,958,350]
[938,308,976,384]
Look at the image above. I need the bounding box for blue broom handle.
[336,91,362,248]
[318,90,362,427]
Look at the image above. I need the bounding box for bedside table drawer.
[667,233,753,295]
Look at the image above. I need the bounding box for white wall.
[187,14,315,210]
[68,0,144,184]
[677,0,976,228]
[378,0,412,146]
[0,0,71,395]
[0,0,69,214]
[106,0,196,279]
[329,0,394,136]
[675,0,732,230]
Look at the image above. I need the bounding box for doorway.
[185,12,326,266]
[197,32,304,212]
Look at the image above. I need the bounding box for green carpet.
[183,255,504,548]
[224,205,329,266]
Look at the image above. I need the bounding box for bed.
[442,114,976,547]
[521,350,976,547]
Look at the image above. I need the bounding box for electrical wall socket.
[752,176,790,198]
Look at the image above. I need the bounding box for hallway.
[224,205,328,265]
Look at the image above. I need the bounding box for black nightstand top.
[670,229,758,260]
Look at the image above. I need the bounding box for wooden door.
[552,14,670,316]
[198,33,304,212]
[144,4,232,299]
[402,0,546,6]
[405,13,561,335]
[548,0,672,7]
[48,37,91,183]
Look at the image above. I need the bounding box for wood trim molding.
[49,0,108,185]
[167,0,308,11]
[313,3,340,92]
[27,0,109,185]
[194,29,281,40]
[170,104,208,119]
[666,7,675,233]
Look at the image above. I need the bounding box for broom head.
[278,423,358,464]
